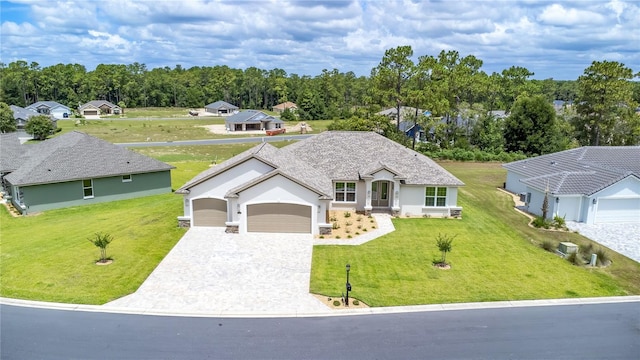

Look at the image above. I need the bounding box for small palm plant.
[88,232,114,263]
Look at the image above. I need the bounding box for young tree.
[25,115,54,140]
[574,61,638,146]
[503,95,563,155]
[88,232,114,263]
[435,233,456,265]
[0,102,16,133]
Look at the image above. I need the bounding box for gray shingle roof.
[205,101,238,110]
[10,105,39,121]
[176,142,332,197]
[283,131,464,186]
[4,131,174,186]
[0,132,26,173]
[225,110,283,124]
[503,146,640,195]
[78,100,119,110]
[25,101,70,111]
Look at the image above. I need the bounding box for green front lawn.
[310,162,640,306]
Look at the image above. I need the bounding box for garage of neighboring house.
[83,110,99,116]
[247,203,312,233]
[595,198,640,224]
[192,198,227,226]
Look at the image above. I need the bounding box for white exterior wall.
[235,175,323,234]
[399,185,460,217]
[330,180,363,211]
[586,176,640,224]
[555,196,582,222]
[50,106,71,119]
[182,159,274,218]
[505,171,527,194]
[525,187,547,219]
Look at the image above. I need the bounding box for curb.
[2,295,639,319]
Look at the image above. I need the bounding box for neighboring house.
[272,101,298,113]
[3,131,174,214]
[10,105,40,129]
[377,106,427,123]
[489,110,508,119]
[398,120,424,141]
[78,100,121,117]
[25,101,71,120]
[176,131,464,234]
[0,133,26,190]
[225,110,284,132]
[503,147,640,224]
[205,101,239,116]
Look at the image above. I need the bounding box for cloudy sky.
[1,0,638,80]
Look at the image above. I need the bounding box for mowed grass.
[310,162,640,306]
[0,161,211,304]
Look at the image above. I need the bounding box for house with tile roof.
[25,101,72,120]
[503,147,640,224]
[78,100,121,117]
[3,131,174,214]
[224,110,283,132]
[204,101,239,116]
[176,131,464,234]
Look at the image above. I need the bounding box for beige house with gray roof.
[176,131,464,234]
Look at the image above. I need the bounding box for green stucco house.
[2,131,174,214]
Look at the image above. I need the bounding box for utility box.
[558,242,578,256]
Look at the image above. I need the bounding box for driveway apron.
[106,227,329,314]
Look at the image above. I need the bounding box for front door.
[372,181,390,207]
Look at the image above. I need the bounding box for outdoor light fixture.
[345,263,351,306]
[592,198,597,205]
[555,197,559,204]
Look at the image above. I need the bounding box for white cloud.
[538,3,606,26]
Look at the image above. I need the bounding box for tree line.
[1,46,638,153]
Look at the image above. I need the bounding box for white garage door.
[247,203,312,233]
[595,198,640,224]
[192,198,227,226]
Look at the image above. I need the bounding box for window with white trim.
[83,179,94,199]
[122,174,132,182]
[425,187,447,207]
[335,182,356,202]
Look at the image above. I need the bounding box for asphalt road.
[2,302,638,359]
[116,134,313,147]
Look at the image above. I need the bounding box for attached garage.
[247,203,312,233]
[83,110,98,116]
[192,198,227,226]
[595,198,640,224]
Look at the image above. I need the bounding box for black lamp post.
[345,263,351,306]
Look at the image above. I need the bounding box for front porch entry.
[371,180,391,208]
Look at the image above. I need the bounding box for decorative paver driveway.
[106,228,329,314]
[566,222,640,263]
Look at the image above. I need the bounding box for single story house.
[377,106,426,123]
[3,131,174,214]
[25,101,71,120]
[399,120,425,141]
[225,110,283,132]
[272,101,298,113]
[503,147,640,224]
[10,105,40,130]
[205,101,239,116]
[176,131,464,234]
[78,100,121,117]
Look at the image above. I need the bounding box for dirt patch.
[312,294,369,309]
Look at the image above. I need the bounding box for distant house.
[225,110,283,132]
[272,102,298,113]
[9,105,40,130]
[78,100,121,117]
[398,120,424,141]
[3,131,174,214]
[377,106,426,124]
[489,110,508,119]
[205,101,239,116]
[503,147,640,224]
[25,101,71,120]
